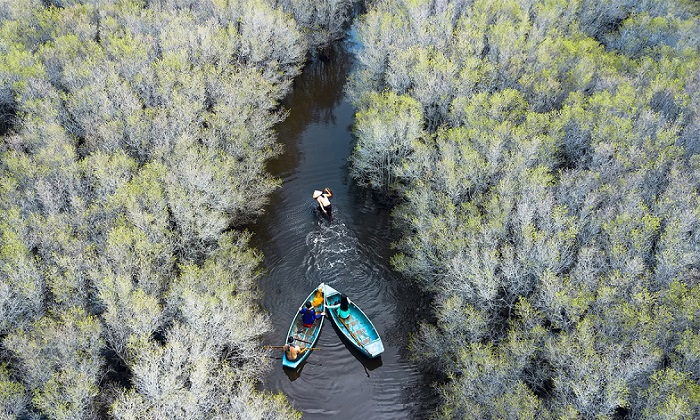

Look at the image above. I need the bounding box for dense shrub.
[348,0,700,417]
[0,0,352,417]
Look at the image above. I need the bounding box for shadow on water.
[250,32,437,419]
[282,357,324,383]
[283,365,302,382]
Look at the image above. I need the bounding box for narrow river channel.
[249,35,436,418]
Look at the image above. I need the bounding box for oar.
[339,315,364,348]
[293,336,313,344]
[264,345,322,350]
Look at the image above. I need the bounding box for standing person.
[312,188,333,221]
[283,336,307,361]
[299,301,325,328]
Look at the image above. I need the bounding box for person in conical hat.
[312,188,332,221]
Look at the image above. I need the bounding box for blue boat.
[323,284,384,358]
[282,283,326,369]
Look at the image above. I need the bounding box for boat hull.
[282,284,325,369]
[323,284,384,358]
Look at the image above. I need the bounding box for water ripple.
[249,41,435,419]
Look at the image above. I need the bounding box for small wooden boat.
[323,284,384,358]
[282,283,326,369]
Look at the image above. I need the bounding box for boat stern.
[364,338,384,358]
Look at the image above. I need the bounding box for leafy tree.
[274,0,357,52]
[350,90,423,191]
[98,274,163,360]
[0,363,28,419]
[34,213,95,311]
[387,46,458,130]
[635,369,700,419]
[0,207,43,335]
[112,325,297,419]
[165,231,269,356]
[111,232,287,418]
[346,10,406,100]
[4,307,104,419]
[100,163,174,295]
[0,0,351,415]
[237,0,308,90]
[351,0,700,417]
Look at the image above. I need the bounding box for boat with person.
[323,283,384,358]
[282,283,326,369]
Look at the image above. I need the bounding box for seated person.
[283,336,307,361]
[299,301,325,327]
[326,293,351,320]
[311,288,324,307]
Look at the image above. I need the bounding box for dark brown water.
[249,37,435,418]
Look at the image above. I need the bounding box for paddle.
[265,345,322,351]
[293,336,313,344]
[339,315,364,348]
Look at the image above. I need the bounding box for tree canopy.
[0,0,355,417]
[348,0,700,417]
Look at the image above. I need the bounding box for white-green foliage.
[165,232,269,355]
[4,307,104,419]
[350,0,700,417]
[0,207,43,335]
[274,0,358,52]
[110,231,287,418]
[0,0,350,416]
[350,90,424,190]
[0,363,28,420]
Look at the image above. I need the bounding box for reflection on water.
[249,36,436,419]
